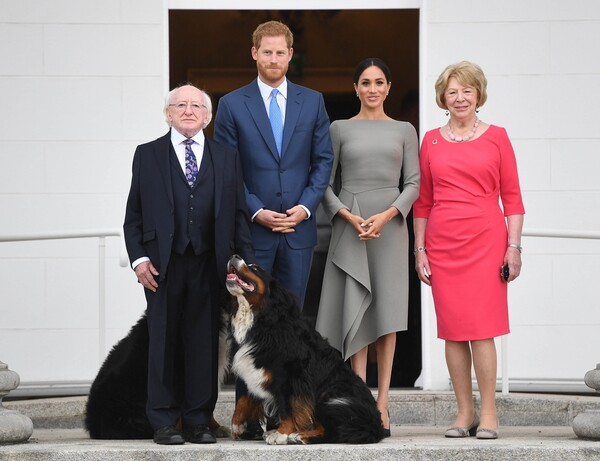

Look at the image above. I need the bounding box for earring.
[386,92,389,96]
[356,92,359,97]
[476,107,480,113]
[445,110,449,116]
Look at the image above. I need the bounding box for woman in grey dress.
[316,58,420,434]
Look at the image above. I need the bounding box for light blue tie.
[269,88,283,156]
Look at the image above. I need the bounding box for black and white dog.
[225,254,385,444]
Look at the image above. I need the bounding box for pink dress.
[413,125,525,340]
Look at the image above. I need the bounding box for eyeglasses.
[169,102,207,113]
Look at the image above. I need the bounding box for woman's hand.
[415,251,431,285]
[359,207,399,241]
[503,246,522,282]
[337,208,368,237]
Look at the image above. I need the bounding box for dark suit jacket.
[214,79,333,251]
[123,131,254,283]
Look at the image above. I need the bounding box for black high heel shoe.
[382,411,391,438]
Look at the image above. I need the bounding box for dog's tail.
[311,397,385,444]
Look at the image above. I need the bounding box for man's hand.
[134,261,159,292]
[255,208,304,233]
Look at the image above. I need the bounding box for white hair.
[163,84,213,129]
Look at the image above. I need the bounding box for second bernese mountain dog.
[226,254,385,444]
[85,312,231,440]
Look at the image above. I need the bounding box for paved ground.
[2,425,599,461]
[4,392,600,460]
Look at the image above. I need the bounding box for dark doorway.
[169,9,421,388]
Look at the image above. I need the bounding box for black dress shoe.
[153,425,185,445]
[239,420,264,440]
[184,424,217,444]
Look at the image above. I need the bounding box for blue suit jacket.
[214,79,334,250]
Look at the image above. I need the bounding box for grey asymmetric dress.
[315,120,420,360]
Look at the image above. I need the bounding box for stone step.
[5,389,600,429]
[1,426,599,461]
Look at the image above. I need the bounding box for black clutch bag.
[500,264,509,282]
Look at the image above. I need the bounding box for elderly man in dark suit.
[123,84,254,445]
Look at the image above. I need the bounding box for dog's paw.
[264,430,291,445]
[286,432,306,444]
[232,422,247,440]
[213,424,232,438]
[262,429,277,440]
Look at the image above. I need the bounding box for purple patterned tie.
[183,139,198,187]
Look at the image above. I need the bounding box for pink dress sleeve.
[497,127,525,216]
[413,130,434,219]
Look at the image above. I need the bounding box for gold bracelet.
[414,246,426,255]
[508,243,522,253]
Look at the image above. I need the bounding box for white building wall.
[0,0,167,391]
[1,0,599,394]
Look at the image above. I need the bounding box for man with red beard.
[214,21,332,311]
[214,20,333,439]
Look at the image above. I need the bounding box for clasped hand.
[255,206,307,233]
[345,211,390,241]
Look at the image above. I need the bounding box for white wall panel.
[121,77,168,140]
[53,143,131,194]
[428,0,600,22]
[509,325,600,379]
[121,0,163,23]
[0,194,124,234]
[551,140,600,191]
[510,139,552,191]
[44,25,163,77]
[0,259,46,328]
[545,75,600,137]
[0,77,122,141]
[105,266,146,329]
[485,75,550,140]
[0,24,44,75]
[510,254,600,325]
[523,190,600,229]
[428,22,551,76]
[43,142,133,194]
[1,330,100,382]
[45,259,99,329]
[0,0,121,23]
[0,143,46,193]
[549,21,600,74]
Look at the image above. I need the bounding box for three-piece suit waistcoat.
[170,147,215,256]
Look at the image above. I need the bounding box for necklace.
[447,118,479,142]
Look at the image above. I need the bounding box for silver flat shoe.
[476,427,499,439]
[444,414,479,438]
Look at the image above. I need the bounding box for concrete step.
[5,389,600,429]
[1,426,599,461]
[3,391,600,460]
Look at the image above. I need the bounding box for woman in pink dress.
[413,61,525,440]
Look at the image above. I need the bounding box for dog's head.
[226,254,301,321]
[226,255,268,315]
